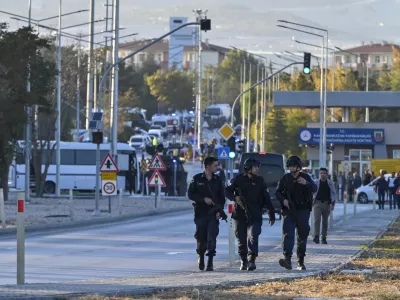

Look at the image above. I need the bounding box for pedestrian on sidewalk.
[387,172,397,210]
[188,156,226,272]
[225,158,275,271]
[312,168,336,245]
[374,173,388,209]
[275,156,317,271]
[393,173,400,210]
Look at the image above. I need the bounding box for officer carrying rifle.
[275,156,317,271]
[226,158,275,271]
[188,156,227,272]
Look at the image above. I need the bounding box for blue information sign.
[298,128,385,145]
[218,147,230,160]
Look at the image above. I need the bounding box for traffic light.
[303,52,311,74]
[200,18,211,32]
[227,136,236,153]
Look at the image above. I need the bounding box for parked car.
[356,174,391,204]
[128,135,152,150]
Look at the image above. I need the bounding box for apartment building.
[335,42,400,71]
[118,38,229,73]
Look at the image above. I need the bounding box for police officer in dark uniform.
[226,158,275,271]
[275,156,317,271]
[188,156,226,271]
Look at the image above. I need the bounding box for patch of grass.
[75,217,400,300]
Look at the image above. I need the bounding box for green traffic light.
[303,67,310,74]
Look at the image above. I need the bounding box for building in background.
[169,17,195,70]
[335,42,400,77]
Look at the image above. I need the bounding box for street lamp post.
[294,40,338,122]
[277,24,327,168]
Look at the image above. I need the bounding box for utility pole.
[86,0,95,130]
[76,35,81,142]
[110,0,119,157]
[193,9,206,149]
[25,0,32,202]
[254,63,260,152]
[246,63,251,152]
[55,0,62,197]
[241,62,246,140]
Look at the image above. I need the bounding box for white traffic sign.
[148,170,166,187]
[203,121,209,128]
[148,153,167,170]
[217,122,235,141]
[102,180,117,196]
[100,153,119,172]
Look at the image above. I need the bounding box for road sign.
[101,172,117,180]
[148,153,167,170]
[218,122,235,141]
[203,121,209,128]
[148,170,166,187]
[100,153,119,172]
[396,187,400,195]
[218,147,230,160]
[102,180,117,196]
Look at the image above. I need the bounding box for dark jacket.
[275,172,317,212]
[374,176,389,192]
[394,177,400,189]
[188,172,226,218]
[353,175,362,189]
[225,173,274,222]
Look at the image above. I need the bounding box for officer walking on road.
[312,168,336,244]
[275,156,317,271]
[188,156,227,271]
[226,158,275,271]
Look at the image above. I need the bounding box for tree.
[213,50,263,105]
[0,24,57,199]
[265,107,288,154]
[147,70,194,111]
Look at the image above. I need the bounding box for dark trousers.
[388,188,396,209]
[378,190,385,209]
[396,195,400,210]
[194,216,219,257]
[234,219,262,259]
[282,209,310,258]
[347,189,354,202]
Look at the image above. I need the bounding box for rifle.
[206,181,228,222]
[208,204,228,222]
[237,186,253,225]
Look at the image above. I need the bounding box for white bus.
[9,141,138,194]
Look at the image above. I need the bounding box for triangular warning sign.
[148,170,166,187]
[100,153,119,172]
[396,186,400,195]
[203,121,209,128]
[148,153,167,170]
[220,150,228,158]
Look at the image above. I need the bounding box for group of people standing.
[188,155,336,272]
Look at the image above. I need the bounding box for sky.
[1,0,399,61]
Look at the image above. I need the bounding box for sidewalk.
[0,209,398,299]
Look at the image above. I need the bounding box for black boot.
[297,256,306,270]
[240,258,248,271]
[206,256,214,271]
[321,237,327,244]
[247,255,256,271]
[313,236,320,244]
[279,255,292,270]
[198,253,205,271]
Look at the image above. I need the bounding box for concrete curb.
[0,207,192,238]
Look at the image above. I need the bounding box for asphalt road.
[0,203,373,285]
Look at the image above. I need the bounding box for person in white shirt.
[388,172,397,210]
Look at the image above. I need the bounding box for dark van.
[238,152,286,217]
